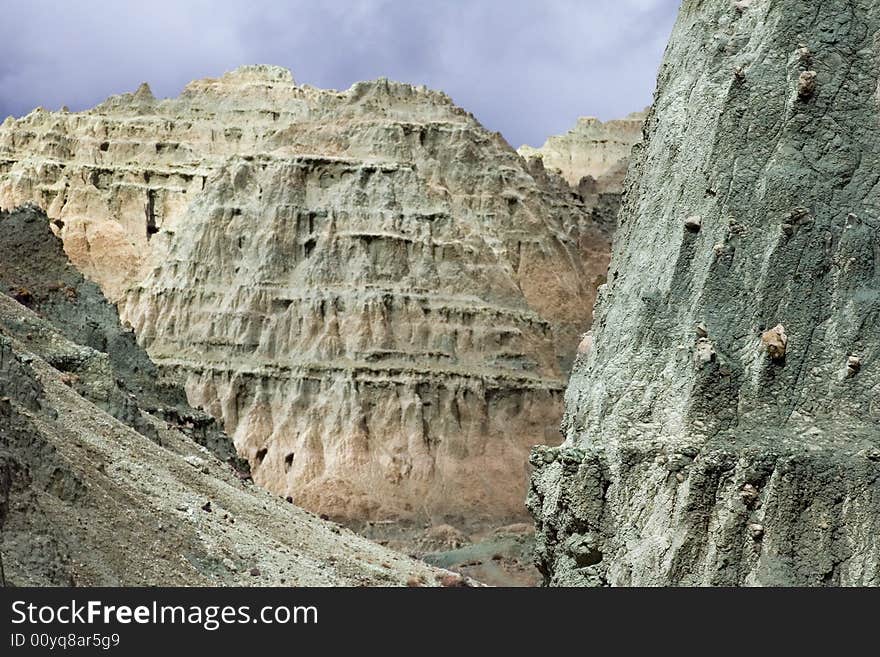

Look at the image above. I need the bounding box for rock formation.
[529,0,880,586]
[0,203,240,465]
[0,66,609,522]
[517,111,646,195]
[0,206,451,586]
[518,111,645,236]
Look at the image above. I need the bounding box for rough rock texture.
[0,205,241,465]
[529,0,880,586]
[0,206,455,586]
[517,111,646,194]
[518,111,645,240]
[0,66,609,522]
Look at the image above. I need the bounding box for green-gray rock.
[529,0,880,586]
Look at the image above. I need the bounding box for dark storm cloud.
[0,0,679,146]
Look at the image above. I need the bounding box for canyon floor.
[354,521,539,587]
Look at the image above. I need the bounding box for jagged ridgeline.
[518,110,646,195]
[0,65,615,522]
[530,0,880,586]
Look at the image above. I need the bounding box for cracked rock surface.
[529,0,880,586]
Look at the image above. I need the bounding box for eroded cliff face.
[518,111,646,194]
[530,0,880,586]
[0,66,609,522]
[0,206,452,586]
[518,111,645,240]
[0,204,242,466]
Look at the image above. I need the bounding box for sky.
[0,0,680,147]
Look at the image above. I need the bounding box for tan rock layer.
[517,111,646,194]
[0,65,609,521]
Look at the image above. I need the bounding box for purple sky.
[0,0,679,147]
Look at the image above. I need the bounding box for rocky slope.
[0,66,609,523]
[0,204,241,465]
[0,206,455,586]
[529,0,880,586]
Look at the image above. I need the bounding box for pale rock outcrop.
[0,66,609,522]
[517,110,646,196]
[530,0,880,586]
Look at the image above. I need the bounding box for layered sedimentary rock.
[0,66,608,522]
[518,111,645,238]
[518,111,645,195]
[530,0,880,586]
[0,206,450,586]
[0,204,241,464]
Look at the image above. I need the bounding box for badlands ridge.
[0,66,640,526]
